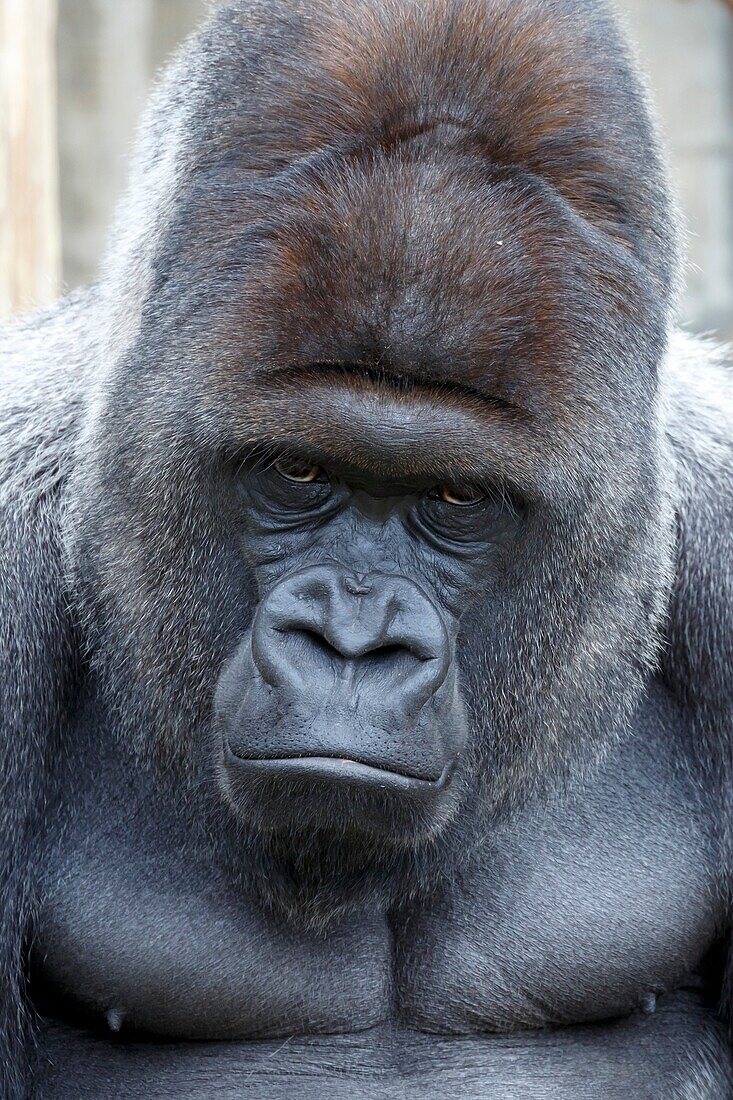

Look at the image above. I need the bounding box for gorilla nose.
[250,565,451,709]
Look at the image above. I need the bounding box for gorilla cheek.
[212,565,469,838]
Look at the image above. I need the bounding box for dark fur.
[1,1,732,1097]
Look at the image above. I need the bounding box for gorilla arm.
[0,295,90,1100]
[661,332,733,1034]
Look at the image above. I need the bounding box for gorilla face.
[72,137,671,884]
[214,434,522,841]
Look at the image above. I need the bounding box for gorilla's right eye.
[274,458,323,484]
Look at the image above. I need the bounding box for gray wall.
[615,0,733,337]
[57,0,733,338]
[58,0,205,287]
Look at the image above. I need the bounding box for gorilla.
[2,0,733,1096]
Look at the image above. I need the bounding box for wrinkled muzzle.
[214,565,469,835]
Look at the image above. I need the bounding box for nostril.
[355,642,426,682]
[285,627,344,664]
[279,626,420,668]
[363,642,412,664]
[369,643,404,659]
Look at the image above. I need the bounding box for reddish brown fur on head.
[144,0,678,486]
[167,132,660,504]
[192,0,677,295]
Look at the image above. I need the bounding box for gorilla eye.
[274,458,323,484]
[438,484,485,507]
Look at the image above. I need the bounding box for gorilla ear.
[0,446,77,1098]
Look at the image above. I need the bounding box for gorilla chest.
[395,693,722,1033]
[35,827,395,1041]
[397,800,718,1033]
[36,694,720,1040]
[36,772,718,1043]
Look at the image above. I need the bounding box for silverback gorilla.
[2,0,733,1097]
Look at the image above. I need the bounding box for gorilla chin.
[214,563,469,840]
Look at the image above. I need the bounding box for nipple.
[106,1007,126,1033]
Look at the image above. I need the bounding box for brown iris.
[274,458,323,484]
[438,484,485,506]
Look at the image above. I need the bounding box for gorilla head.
[67,0,679,898]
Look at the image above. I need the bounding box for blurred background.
[1,0,732,337]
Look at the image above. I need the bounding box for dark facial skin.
[214,446,522,840]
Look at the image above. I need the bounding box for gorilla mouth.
[223,744,457,795]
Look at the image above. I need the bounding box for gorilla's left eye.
[274,458,323,484]
[437,484,485,507]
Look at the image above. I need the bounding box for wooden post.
[0,0,60,319]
